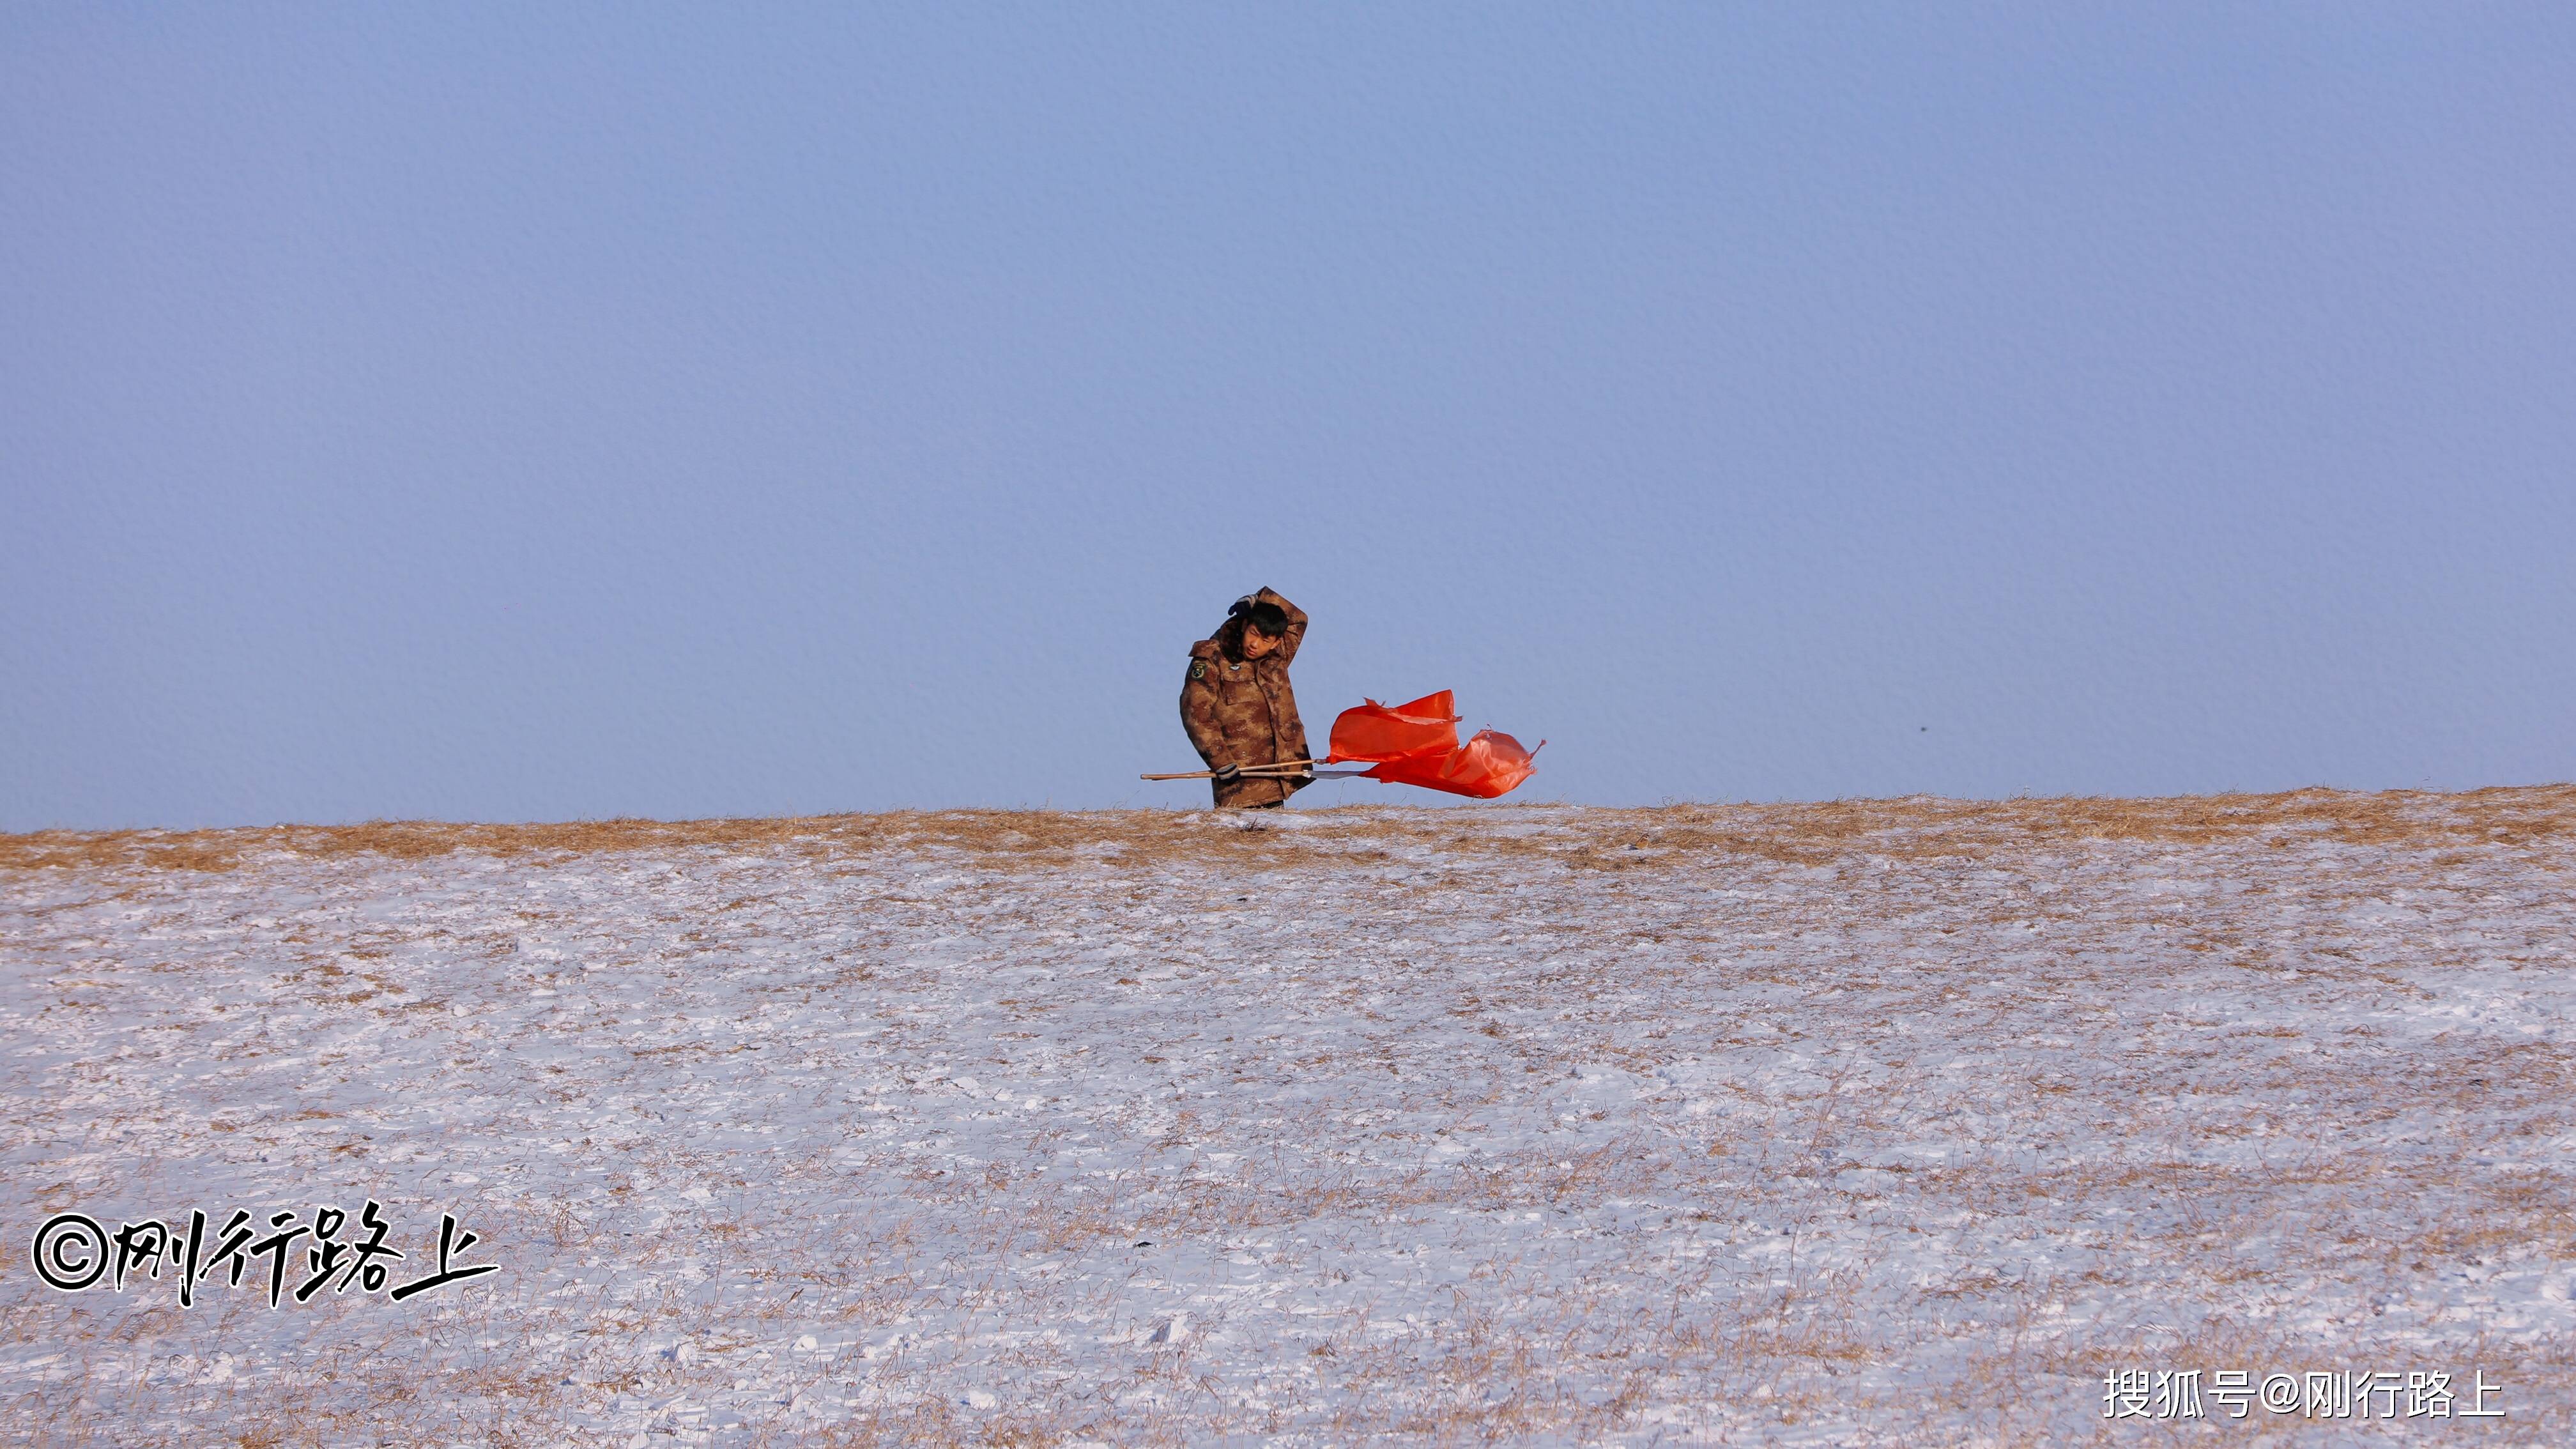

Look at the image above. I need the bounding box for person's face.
[1240,626,1280,660]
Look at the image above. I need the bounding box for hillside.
[4,790,2572,1444]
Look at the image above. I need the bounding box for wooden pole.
[1138,760,1368,781]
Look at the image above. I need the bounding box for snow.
[3,792,2572,1443]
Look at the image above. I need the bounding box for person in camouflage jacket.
[1180,587,1312,809]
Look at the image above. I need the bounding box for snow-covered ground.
[4,790,2572,1445]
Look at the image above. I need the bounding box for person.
[1179,587,1312,809]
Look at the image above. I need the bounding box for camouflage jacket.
[1179,587,1312,808]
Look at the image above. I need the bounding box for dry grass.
[8,783,2570,877]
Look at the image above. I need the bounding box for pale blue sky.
[4,5,2570,827]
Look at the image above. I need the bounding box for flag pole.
[1138,760,1365,781]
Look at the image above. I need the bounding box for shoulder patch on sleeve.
[1189,659,1206,680]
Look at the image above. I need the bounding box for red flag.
[1324,691,1459,764]
[1324,691,1542,799]
[1362,728,1542,798]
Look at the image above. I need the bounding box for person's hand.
[1213,763,1242,785]
[1227,594,1257,619]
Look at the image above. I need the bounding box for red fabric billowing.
[1325,691,1540,798]
[1362,728,1542,799]
[1324,692,1459,764]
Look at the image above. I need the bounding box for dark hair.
[1241,602,1289,637]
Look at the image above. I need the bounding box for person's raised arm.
[1252,586,1307,664]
